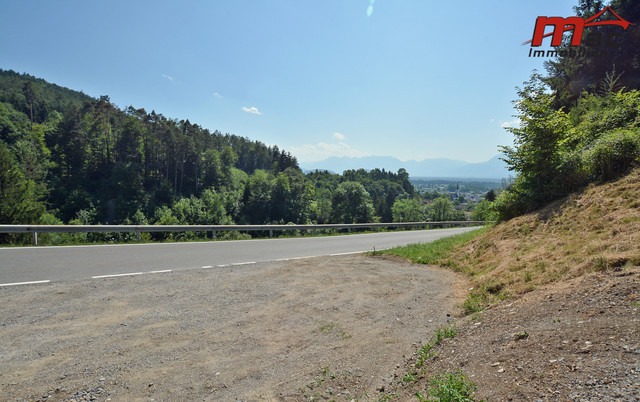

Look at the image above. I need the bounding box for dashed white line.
[87,252,364,282]
[92,270,172,279]
[0,280,51,287]
[276,255,320,261]
[92,272,144,279]
[329,251,366,256]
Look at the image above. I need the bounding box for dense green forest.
[494,0,640,220]
[0,69,471,244]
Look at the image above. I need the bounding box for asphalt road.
[0,227,479,285]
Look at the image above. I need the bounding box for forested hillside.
[1,69,468,243]
[491,0,640,220]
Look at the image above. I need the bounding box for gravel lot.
[0,254,466,401]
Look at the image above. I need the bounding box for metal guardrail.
[0,221,488,245]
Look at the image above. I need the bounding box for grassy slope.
[385,169,640,302]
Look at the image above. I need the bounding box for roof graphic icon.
[522,6,633,46]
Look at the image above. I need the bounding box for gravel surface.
[0,254,466,401]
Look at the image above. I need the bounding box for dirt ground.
[0,254,467,401]
[391,266,640,401]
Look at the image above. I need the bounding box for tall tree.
[331,181,375,223]
[0,141,45,226]
[22,82,36,128]
[428,197,454,222]
[544,0,640,110]
[392,198,424,222]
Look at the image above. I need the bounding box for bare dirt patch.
[0,254,467,401]
[394,267,640,401]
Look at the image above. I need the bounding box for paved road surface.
[0,227,479,285]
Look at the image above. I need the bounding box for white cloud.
[241,106,262,115]
[333,132,346,140]
[161,74,174,81]
[214,92,223,99]
[289,141,369,163]
[500,118,521,128]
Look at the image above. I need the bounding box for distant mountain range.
[301,155,510,179]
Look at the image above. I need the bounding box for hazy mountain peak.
[301,155,509,179]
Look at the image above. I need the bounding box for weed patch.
[420,370,479,401]
[317,321,351,339]
[461,289,490,314]
[414,323,457,369]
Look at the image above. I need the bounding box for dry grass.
[440,169,640,298]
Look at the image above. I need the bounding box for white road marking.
[216,264,230,267]
[0,280,51,287]
[201,265,213,269]
[92,270,172,279]
[230,261,256,266]
[92,272,144,279]
[277,255,320,261]
[329,251,366,256]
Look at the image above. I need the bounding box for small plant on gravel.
[317,322,352,339]
[415,323,457,369]
[379,393,400,401]
[470,312,484,321]
[300,367,338,399]
[426,370,478,401]
[416,342,435,368]
[461,290,489,314]
[402,371,419,384]
[322,366,336,380]
[434,323,457,343]
[319,322,335,333]
[514,330,529,340]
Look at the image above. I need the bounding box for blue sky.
[1,0,577,164]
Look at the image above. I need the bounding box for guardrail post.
[32,232,38,246]
[211,230,216,239]
[136,232,141,242]
[269,229,273,238]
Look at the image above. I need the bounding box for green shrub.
[582,128,640,182]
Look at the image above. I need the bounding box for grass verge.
[380,228,487,270]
